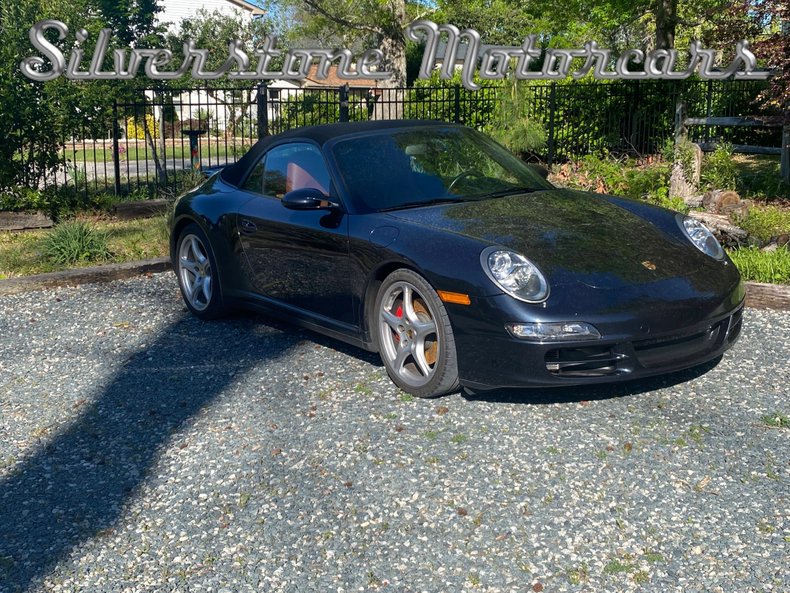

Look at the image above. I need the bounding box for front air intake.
[545,346,625,377]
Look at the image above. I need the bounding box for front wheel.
[175,223,227,319]
[373,269,460,398]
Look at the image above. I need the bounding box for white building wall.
[157,0,254,32]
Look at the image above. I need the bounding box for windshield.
[330,126,553,212]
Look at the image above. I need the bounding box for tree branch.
[302,0,383,35]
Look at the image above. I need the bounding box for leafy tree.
[0,0,162,193]
[164,9,273,135]
[278,0,436,87]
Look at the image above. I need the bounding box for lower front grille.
[545,346,625,378]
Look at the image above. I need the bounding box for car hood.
[384,188,706,288]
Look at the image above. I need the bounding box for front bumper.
[452,286,745,389]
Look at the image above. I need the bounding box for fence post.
[453,84,461,124]
[547,81,557,167]
[256,82,268,138]
[339,84,350,123]
[112,99,122,197]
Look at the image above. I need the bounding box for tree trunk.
[655,0,677,50]
[375,33,406,120]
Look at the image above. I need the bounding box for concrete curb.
[0,258,171,296]
[1,259,789,310]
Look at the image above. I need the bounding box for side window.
[262,143,331,199]
[242,158,265,194]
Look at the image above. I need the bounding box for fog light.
[506,322,601,342]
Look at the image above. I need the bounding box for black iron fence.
[48,79,778,200]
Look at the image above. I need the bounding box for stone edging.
[1,259,789,311]
[0,258,171,296]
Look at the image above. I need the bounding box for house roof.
[225,0,265,15]
[302,64,382,89]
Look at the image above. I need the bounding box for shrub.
[0,187,54,212]
[485,79,546,156]
[125,114,159,141]
[701,144,737,190]
[41,221,111,266]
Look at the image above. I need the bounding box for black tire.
[372,269,460,398]
[174,223,227,320]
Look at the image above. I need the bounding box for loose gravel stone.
[0,272,787,593]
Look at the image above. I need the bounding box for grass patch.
[727,246,790,284]
[603,559,635,575]
[632,570,650,584]
[733,154,790,202]
[568,563,589,585]
[761,412,789,429]
[0,216,169,277]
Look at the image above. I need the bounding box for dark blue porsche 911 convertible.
[169,120,744,398]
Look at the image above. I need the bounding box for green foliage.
[41,221,112,266]
[275,93,366,131]
[554,153,690,213]
[737,206,790,244]
[701,144,738,190]
[732,155,790,202]
[663,139,697,182]
[0,187,56,213]
[727,246,790,284]
[761,412,789,429]
[125,114,159,141]
[485,79,546,156]
[0,0,163,192]
[405,71,501,129]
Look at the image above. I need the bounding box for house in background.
[151,0,267,138]
[157,0,264,32]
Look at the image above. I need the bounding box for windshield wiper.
[475,186,541,200]
[379,197,467,211]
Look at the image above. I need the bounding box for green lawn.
[0,216,169,279]
[62,141,249,164]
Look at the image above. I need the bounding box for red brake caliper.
[393,305,403,342]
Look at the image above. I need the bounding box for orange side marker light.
[437,291,471,305]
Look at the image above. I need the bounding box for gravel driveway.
[0,273,787,593]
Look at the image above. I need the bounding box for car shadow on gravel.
[461,356,723,405]
[0,313,301,593]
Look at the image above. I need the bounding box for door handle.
[240,219,257,234]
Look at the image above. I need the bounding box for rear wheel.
[175,224,227,319]
[373,269,459,398]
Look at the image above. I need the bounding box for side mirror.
[529,164,550,179]
[282,188,336,210]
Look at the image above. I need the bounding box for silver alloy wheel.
[379,281,439,388]
[178,234,212,311]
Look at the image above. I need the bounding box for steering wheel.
[447,169,484,193]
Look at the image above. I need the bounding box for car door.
[236,141,353,325]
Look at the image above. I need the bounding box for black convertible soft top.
[220,119,453,188]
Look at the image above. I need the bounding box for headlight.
[481,247,549,303]
[676,214,725,260]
